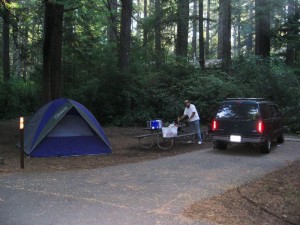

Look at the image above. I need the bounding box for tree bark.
[2,0,10,82]
[246,2,254,54]
[255,0,271,58]
[285,0,296,65]
[107,0,118,43]
[192,0,197,60]
[155,0,162,68]
[233,9,241,58]
[43,0,64,103]
[143,0,148,47]
[218,0,231,72]
[205,0,211,58]
[295,0,300,64]
[199,0,205,70]
[118,0,132,71]
[176,0,189,57]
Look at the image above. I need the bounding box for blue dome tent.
[24,98,112,157]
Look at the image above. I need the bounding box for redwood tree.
[176,0,189,57]
[205,0,211,58]
[218,0,231,72]
[285,0,298,65]
[255,0,271,58]
[118,0,132,71]
[192,0,197,60]
[155,0,162,68]
[43,0,64,102]
[107,0,118,43]
[143,0,148,47]
[199,0,205,70]
[2,0,10,82]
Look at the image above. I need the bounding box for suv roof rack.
[226,98,265,101]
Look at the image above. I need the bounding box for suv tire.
[260,138,271,154]
[277,133,284,144]
[215,141,228,150]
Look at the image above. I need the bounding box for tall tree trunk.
[22,26,29,81]
[143,0,148,47]
[107,0,118,43]
[295,0,300,64]
[236,5,241,56]
[233,26,237,57]
[176,0,189,57]
[155,0,162,68]
[43,0,64,103]
[286,0,296,65]
[136,0,141,36]
[12,18,21,79]
[218,0,231,72]
[63,10,76,83]
[255,0,271,58]
[118,0,132,71]
[2,0,10,82]
[205,0,211,58]
[246,2,254,54]
[199,0,205,70]
[192,0,197,61]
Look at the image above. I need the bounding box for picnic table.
[133,124,197,150]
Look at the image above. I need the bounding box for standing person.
[178,100,202,144]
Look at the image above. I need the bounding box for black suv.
[211,98,284,153]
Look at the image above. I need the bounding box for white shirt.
[184,104,200,122]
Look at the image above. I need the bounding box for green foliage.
[1,0,300,134]
[77,59,242,127]
[0,80,39,119]
[232,55,300,131]
[1,54,300,132]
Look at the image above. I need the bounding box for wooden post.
[20,117,24,169]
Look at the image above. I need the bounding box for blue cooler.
[150,120,162,129]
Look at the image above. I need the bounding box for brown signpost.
[20,117,24,169]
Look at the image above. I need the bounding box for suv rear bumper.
[213,135,266,144]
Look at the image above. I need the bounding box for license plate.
[230,135,241,142]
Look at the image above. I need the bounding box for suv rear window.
[216,102,259,121]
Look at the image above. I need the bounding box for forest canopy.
[0,0,300,131]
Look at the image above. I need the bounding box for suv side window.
[259,104,270,119]
[268,105,278,117]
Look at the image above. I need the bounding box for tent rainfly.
[24,98,112,157]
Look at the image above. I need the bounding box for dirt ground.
[183,160,300,225]
[0,119,299,225]
[0,119,212,173]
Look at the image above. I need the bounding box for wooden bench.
[133,131,197,150]
[176,132,197,142]
[157,132,197,150]
[133,133,162,149]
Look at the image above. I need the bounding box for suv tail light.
[212,120,217,131]
[257,121,264,133]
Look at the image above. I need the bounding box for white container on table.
[162,127,178,138]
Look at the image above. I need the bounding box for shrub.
[0,80,39,119]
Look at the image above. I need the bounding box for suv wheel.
[260,138,271,154]
[277,133,284,144]
[215,141,228,150]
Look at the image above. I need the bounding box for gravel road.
[0,140,299,225]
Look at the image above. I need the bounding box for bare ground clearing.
[0,118,299,225]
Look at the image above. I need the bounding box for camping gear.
[150,120,162,129]
[24,98,112,157]
[162,127,178,138]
